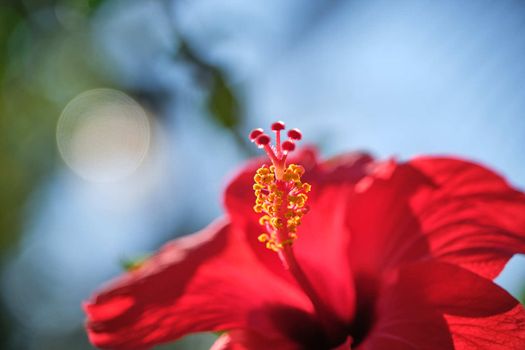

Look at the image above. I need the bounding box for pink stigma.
[249,128,264,141]
[282,140,295,152]
[287,128,302,141]
[255,134,271,147]
[271,121,286,131]
[249,121,303,168]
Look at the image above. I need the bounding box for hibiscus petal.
[408,157,525,279]
[84,219,312,350]
[346,161,430,274]
[358,276,454,350]
[360,262,525,350]
[395,262,525,349]
[347,157,525,279]
[444,306,525,350]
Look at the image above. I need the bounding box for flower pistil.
[249,122,345,343]
[250,122,311,252]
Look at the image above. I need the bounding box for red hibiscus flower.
[84,122,525,350]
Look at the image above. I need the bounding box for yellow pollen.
[253,163,311,251]
[259,215,271,225]
[258,233,270,242]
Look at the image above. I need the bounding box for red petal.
[445,306,525,350]
[360,286,453,350]
[345,160,428,274]
[347,157,525,279]
[361,262,525,349]
[225,148,373,326]
[409,157,525,279]
[405,262,525,349]
[84,219,312,350]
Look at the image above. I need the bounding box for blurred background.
[0,0,524,349]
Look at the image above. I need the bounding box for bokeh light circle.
[57,88,150,182]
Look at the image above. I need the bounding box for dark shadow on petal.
[399,262,519,318]
[358,276,455,350]
[248,304,349,350]
[348,273,379,347]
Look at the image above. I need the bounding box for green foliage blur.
[0,0,111,255]
[0,1,243,349]
[1,1,117,348]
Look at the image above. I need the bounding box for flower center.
[250,122,345,346]
[250,122,310,252]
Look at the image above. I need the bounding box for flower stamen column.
[250,122,344,342]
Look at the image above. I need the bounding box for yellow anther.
[283,173,297,182]
[290,164,305,176]
[258,233,270,242]
[287,216,301,226]
[297,194,308,207]
[252,163,310,252]
[270,217,284,229]
[279,237,296,247]
[259,215,271,226]
[256,167,271,176]
[266,241,280,252]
